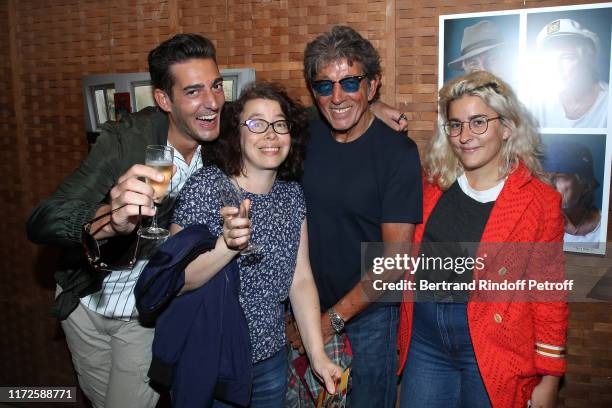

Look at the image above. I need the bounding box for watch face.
[329,311,344,332]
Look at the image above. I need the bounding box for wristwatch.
[328,308,345,333]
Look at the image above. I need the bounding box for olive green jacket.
[26,107,169,319]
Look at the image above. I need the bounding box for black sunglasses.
[311,74,367,96]
[82,204,141,271]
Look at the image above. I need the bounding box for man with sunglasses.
[26,34,224,408]
[297,26,423,407]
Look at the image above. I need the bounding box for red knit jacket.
[398,163,569,408]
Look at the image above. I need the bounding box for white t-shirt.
[530,82,608,128]
[457,173,505,203]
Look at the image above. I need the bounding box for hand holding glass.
[216,177,263,255]
[139,145,174,239]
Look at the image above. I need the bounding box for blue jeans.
[400,302,491,408]
[344,305,399,408]
[213,350,288,408]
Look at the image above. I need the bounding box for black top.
[302,118,422,310]
[416,180,495,302]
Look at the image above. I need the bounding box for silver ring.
[398,113,407,122]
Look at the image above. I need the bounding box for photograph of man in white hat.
[527,11,611,128]
[444,16,519,87]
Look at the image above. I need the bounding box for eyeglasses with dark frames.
[311,74,367,96]
[444,116,501,137]
[82,204,141,272]
[240,118,292,134]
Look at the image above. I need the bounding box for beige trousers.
[61,301,159,408]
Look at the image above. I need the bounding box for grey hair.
[303,25,381,86]
[425,71,546,190]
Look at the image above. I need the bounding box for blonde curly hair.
[425,71,545,190]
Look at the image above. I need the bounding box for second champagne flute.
[139,145,174,239]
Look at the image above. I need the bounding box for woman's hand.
[220,199,251,251]
[530,375,560,408]
[309,351,343,395]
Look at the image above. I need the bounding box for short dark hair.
[303,25,381,86]
[148,33,217,98]
[203,82,308,182]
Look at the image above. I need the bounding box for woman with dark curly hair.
[170,81,340,407]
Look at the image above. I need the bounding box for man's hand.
[370,100,409,132]
[92,164,166,238]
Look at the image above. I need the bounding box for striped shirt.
[81,144,202,320]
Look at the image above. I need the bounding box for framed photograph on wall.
[440,3,612,255]
[540,133,607,253]
[443,14,520,90]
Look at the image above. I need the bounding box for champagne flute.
[216,176,263,255]
[139,145,174,239]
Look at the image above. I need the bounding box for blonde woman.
[398,71,568,408]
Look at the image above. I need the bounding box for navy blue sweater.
[135,225,252,407]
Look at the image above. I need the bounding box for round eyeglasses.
[444,116,500,137]
[240,118,292,134]
[311,74,367,96]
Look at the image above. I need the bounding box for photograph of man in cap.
[527,11,611,128]
[444,15,519,87]
[541,138,604,246]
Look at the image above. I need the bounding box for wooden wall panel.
[0,4,77,408]
[180,0,392,106]
[0,0,18,238]
[564,302,612,407]
[107,0,174,72]
[1,0,610,406]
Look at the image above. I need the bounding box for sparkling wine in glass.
[216,176,263,255]
[139,145,174,239]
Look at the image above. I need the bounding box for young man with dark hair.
[27,33,225,408]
